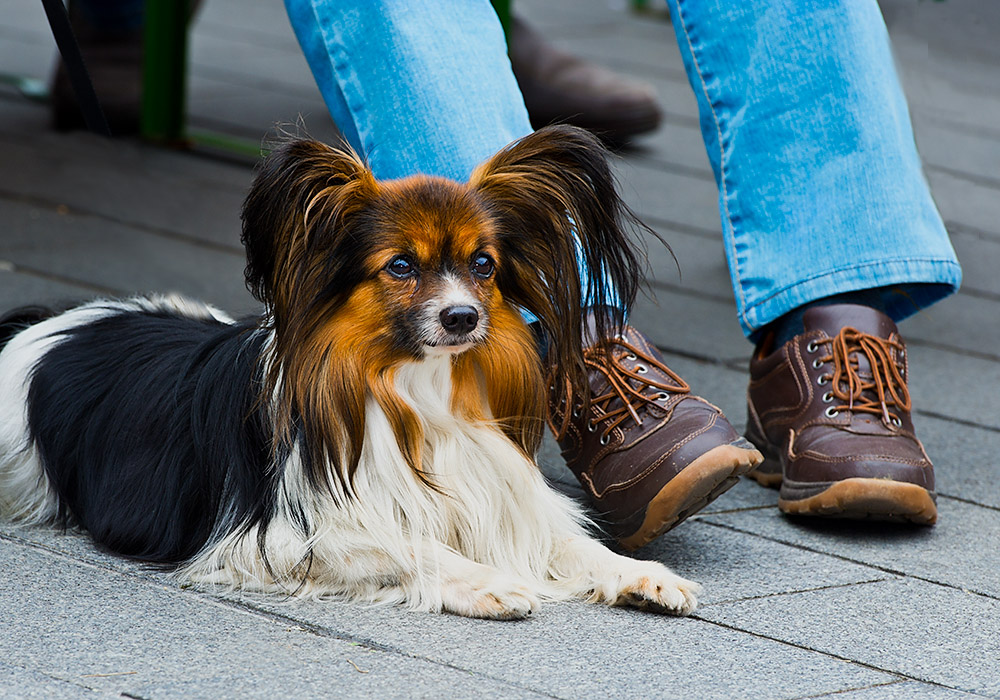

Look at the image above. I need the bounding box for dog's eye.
[387,256,416,278]
[471,254,495,279]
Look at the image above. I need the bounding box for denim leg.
[284,0,531,182]
[664,0,962,339]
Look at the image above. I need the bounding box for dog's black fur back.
[24,309,280,565]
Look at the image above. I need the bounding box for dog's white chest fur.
[353,355,562,579]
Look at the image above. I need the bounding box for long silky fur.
[469,126,656,411]
[0,126,700,617]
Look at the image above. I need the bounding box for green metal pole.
[141,0,189,143]
[491,0,512,45]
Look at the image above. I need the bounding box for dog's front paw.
[594,560,702,616]
[440,573,540,620]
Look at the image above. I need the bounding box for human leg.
[284,0,530,181]
[664,0,960,521]
[665,0,960,335]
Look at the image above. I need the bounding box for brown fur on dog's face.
[351,178,502,356]
[240,126,651,493]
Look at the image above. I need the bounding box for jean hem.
[740,258,962,340]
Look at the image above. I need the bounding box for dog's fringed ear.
[241,139,379,493]
[241,139,378,313]
[469,124,651,402]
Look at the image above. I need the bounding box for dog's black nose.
[440,306,479,334]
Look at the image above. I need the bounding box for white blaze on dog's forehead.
[431,273,480,310]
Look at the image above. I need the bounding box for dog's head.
[241,125,649,490]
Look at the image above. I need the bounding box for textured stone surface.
[0,541,543,700]
[809,680,985,700]
[0,198,256,315]
[700,578,1000,697]
[238,593,893,700]
[0,661,118,700]
[703,497,1000,599]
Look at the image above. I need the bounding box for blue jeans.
[285,0,961,339]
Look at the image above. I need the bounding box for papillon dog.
[0,125,700,619]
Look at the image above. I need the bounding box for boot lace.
[550,336,690,443]
[810,326,910,426]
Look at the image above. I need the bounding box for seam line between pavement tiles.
[691,611,997,699]
[696,518,1000,602]
[0,531,564,700]
[0,187,247,257]
[2,659,114,697]
[792,679,934,700]
[700,576,895,608]
[0,260,121,296]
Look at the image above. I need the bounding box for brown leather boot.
[508,16,662,147]
[745,304,937,524]
[549,324,762,549]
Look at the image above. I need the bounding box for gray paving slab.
[0,128,249,251]
[537,451,869,608]
[916,122,1000,188]
[617,159,724,234]
[908,345,1000,432]
[702,476,779,515]
[193,0,308,48]
[187,74,339,145]
[0,661,119,700]
[1,540,542,700]
[4,522,896,699]
[631,288,748,362]
[0,8,52,82]
[946,225,1000,298]
[698,578,1000,697]
[556,24,685,83]
[634,518,893,606]
[233,591,895,700]
[0,198,256,315]
[630,119,715,181]
[642,223,731,299]
[929,170,1000,239]
[518,0,667,32]
[904,293,1000,361]
[0,266,97,308]
[918,414,1000,510]
[702,497,1000,599]
[810,680,985,700]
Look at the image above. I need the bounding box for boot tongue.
[802,304,898,340]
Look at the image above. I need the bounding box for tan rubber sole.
[746,466,782,488]
[618,443,764,550]
[778,477,937,524]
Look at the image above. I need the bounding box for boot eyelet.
[571,408,581,419]
[587,421,598,432]
[636,364,648,374]
[656,392,670,401]
[599,434,610,446]
[890,416,902,427]
[625,353,637,361]
[824,406,839,418]
[812,358,824,369]
[806,340,819,353]
[817,374,829,386]
[822,391,833,403]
